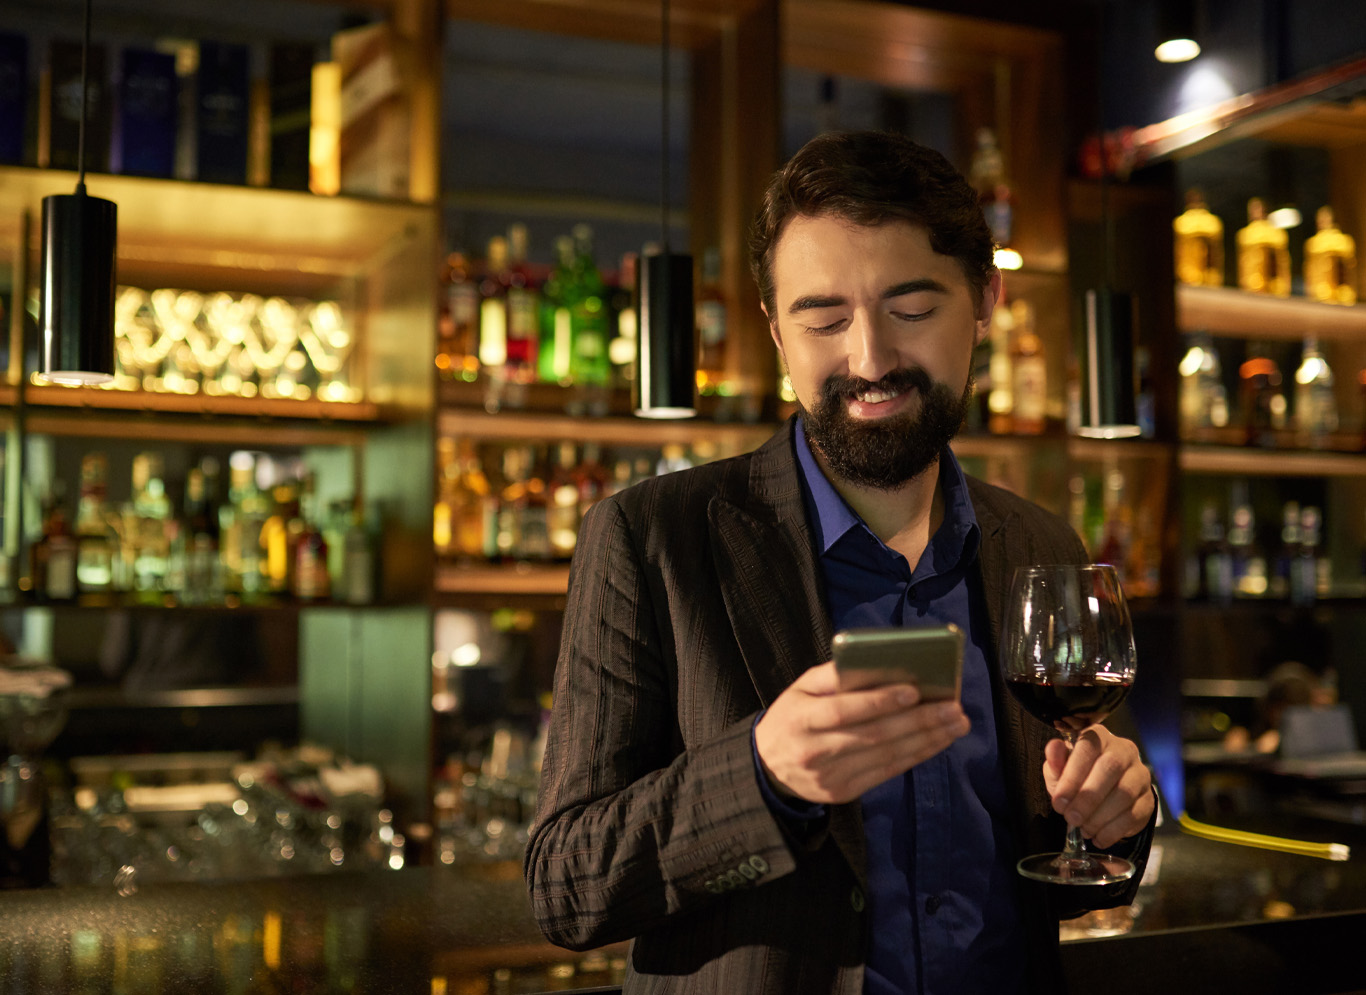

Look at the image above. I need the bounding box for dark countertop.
[3,820,1366,994]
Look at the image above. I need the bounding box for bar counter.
[3,820,1365,994]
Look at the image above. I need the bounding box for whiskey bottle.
[432,437,457,560]
[574,441,611,523]
[547,442,581,560]
[505,222,540,382]
[31,498,76,603]
[1293,336,1338,447]
[1228,501,1267,597]
[1300,505,1331,598]
[73,452,117,598]
[260,476,301,595]
[1236,197,1290,296]
[1178,332,1229,436]
[222,451,269,596]
[518,446,552,562]
[1173,189,1225,287]
[985,296,1014,434]
[478,236,510,374]
[538,236,576,386]
[291,473,330,601]
[1303,206,1357,305]
[1239,344,1286,447]
[1270,500,1301,600]
[1287,502,1318,605]
[969,127,1013,250]
[569,225,611,391]
[182,462,221,604]
[443,251,481,382]
[1008,299,1046,434]
[129,452,172,602]
[695,247,730,396]
[451,440,494,561]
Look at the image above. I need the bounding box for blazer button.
[850,886,865,913]
[747,855,769,875]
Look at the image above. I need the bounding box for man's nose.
[846,311,899,383]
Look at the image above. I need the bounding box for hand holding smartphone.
[831,624,965,701]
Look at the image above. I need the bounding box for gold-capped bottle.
[1304,206,1357,305]
[1007,299,1046,434]
[1173,189,1224,287]
[1236,197,1290,296]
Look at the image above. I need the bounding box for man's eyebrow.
[883,278,948,299]
[786,294,845,315]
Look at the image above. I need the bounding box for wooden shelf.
[1176,284,1366,341]
[1179,444,1366,477]
[0,167,436,292]
[1130,56,1366,164]
[437,406,775,451]
[435,562,571,596]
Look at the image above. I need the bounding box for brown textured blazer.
[525,420,1150,995]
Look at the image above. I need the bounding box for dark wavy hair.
[748,131,995,318]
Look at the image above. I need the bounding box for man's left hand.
[1043,727,1154,850]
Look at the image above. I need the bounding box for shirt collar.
[794,416,981,568]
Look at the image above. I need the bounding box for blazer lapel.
[708,422,866,884]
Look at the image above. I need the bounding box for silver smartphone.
[831,624,965,701]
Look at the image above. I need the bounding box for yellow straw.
[1178,812,1350,861]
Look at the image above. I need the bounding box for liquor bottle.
[574,441,611,523]
[478,236,510,374]
[569,224,611,389]
[1236,197,1290,296]
[547,442,581,560]
[1270,500,1301,600]
[695,247,730,396]
[261,476,302,595]
[1300,505,1331,598]
[339,500,376,605]
[129,452,172,601]
[292,473,330,601]
[1178,332,1229,436]
[1293,336,1338,447]
[1173,188,1225,287]
[518,446,552,562]
[433,437,456,559]
[1285,502,1318,605]
[222,451,269,596]
[182,463,221,604]
[607,252,639,390]
[968,127,1013,250]
[31,498,76,603]
[538,236,576,386]
[1228,500,1267,597]
[452,440,495,562]
[495,447,525,561]
[443,251,481,382]
[73,452,117,599]
[985,295,1014,434]
[1303,206,1357,305]
[1008,299,1046,434]
[1239,343,1286,447]
[505,223,540,382]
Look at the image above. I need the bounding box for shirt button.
[925,895,941,915]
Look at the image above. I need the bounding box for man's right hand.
[754,660,971,805]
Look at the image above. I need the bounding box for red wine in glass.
[1006,673,1133,736]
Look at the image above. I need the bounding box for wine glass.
[1000,563,1137,885]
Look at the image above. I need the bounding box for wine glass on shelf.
[1000,563,1137,885]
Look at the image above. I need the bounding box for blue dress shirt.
[754,423,1027,995]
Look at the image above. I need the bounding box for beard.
[798,366,972,490]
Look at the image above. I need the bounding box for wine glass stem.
[1060,731,1086,859]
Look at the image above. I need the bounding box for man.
[525,130,1155,994]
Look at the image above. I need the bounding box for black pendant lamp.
[38,0,117,386]
[633,0,695,419]
[1078,3,1139,440]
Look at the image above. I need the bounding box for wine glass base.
[1016,851,1135,885]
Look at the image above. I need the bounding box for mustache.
[820,366,934,401]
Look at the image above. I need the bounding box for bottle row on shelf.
[25,449,375,607]
[1,20,413,198]
[1186,488,1339,605]
[437,222,736,405]
[1180,333,1363,449]
[1175,192,1357,304]
[434,435,738,566]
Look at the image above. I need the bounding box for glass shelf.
[1176,284,1366,342]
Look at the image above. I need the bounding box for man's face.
[766,213,998,490]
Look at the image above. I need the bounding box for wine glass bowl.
[1000,563,1137,885]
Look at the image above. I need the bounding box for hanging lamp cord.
[660,0,670,254]
[76,0,92,195]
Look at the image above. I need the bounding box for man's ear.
[763,305,786,364]
[973,269,1003,347]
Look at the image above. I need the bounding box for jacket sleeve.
[523,496,801,951]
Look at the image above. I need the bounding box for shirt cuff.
[750,712,829,828]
